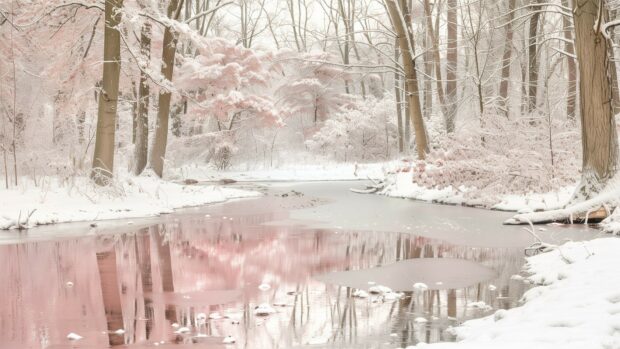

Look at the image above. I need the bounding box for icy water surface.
[0,182,597,349]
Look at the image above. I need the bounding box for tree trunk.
[527,0,541,113]
[422,0,451,131]
[386,0,429,158]
[134,21,151,176]
[445,0,458,130]
[148,0,184,178]
[572,0,618,198]
[91,0,123,185]
[423,30,433,119]
[395,40,404,152]
[561,0,577,120]
[499,0,515,117]
[337,0,351,94]
[131,81,138,144]
[171,100,185,137]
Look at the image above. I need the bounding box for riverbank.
[169,161,577,214]
[381,171,575,214]
[409,237,620,349]
[168,162,393,182]
[0,174,261,230]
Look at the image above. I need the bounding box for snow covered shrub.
[403,115,580,203]
[208,135,236,170]
[166,131,238,171]
[306,97,398,162]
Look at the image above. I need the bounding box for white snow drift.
[407,237,620,349]
[0,174,260,230]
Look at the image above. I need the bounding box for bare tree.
[498,0,516,117]
[423,0,454,132]
[286,0,308,51]
[91,0,123,185]
[445,0,458,129]
[394,38,404,152]
[133,20,151,176]
[561,0,577,120]
[337,0,367,97]
[527,0,541,113]
[572,0,618,198]
[385,0,429,159]
[148,0,184,178]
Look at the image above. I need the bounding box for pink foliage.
[403,117,581,202]
[176,38,281,126]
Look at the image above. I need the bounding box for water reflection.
[0,212,528,349]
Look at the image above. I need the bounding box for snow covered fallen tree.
[504,175,620,227]
[408,237,620,349]
[0,174,261,230]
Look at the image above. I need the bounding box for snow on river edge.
[381,171,575,213]
[409,237,620,349]
[0,174,261,230]
[172,162,575,213]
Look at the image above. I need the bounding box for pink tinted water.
[0,186,547,349]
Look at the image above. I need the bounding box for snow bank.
[507,175,620,226]
[381,171,573,213]
[0,175,260,230]
[168,162,392,182]
[407,238,620,349]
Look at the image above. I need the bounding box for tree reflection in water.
[0,211,527,348]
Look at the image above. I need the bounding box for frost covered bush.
[306,98,398,162]
[166,131,238,171]
[406,116,580,201]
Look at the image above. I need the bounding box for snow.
[405,237,620,349]
[168,162,392,182]
[382,171,574,213]
[222,335,236,344]
[0,174,261,230]
[413,282,429,292]
[253,303,276,316]
[258,283,271,291]
[175,327,191,334]
[352,289,370,298]
[368,285,393,295]
[66,333,82,341]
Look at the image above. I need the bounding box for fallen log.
[504,205,610,225]
[350,187,380,194]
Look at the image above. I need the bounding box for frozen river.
[0,181,598,348]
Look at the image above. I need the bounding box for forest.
[1,0,617,210]
[1,0,620,348]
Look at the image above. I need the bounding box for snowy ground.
[382,171,575,214]
[169,161,576,214]
[407,237,620,349]
[0,174,260,230]
[168,162,393,182]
